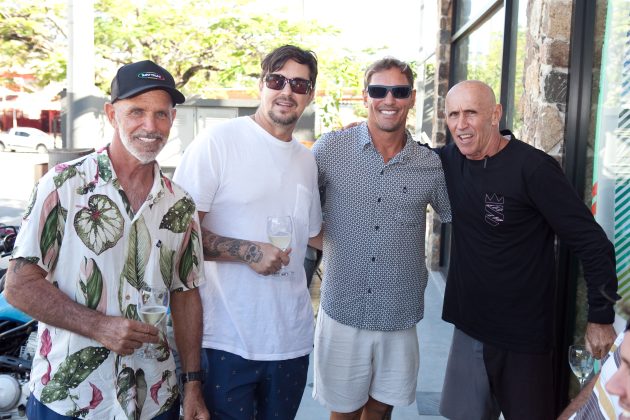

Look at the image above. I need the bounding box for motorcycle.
[0,223,37,419]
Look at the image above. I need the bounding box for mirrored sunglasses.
[367,85,413,99]
[264,74,313,95]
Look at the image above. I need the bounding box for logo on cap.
[137,72,165,81]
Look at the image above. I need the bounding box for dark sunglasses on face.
[264,74,313,95]
[367,85,413,99]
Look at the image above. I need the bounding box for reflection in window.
[512,0,528,136]
[452,9,505,95]
[454,0,499,32]
[420,58,436,143]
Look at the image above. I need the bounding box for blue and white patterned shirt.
[313,123,451,331]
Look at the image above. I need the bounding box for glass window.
[591,0,630,301]
[418,57,436,143]
[452,8,505,94]
[454,0,499,31]
[511,0,528,136]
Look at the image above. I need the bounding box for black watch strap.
[180,371,204,384]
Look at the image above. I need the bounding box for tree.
[0,0,378,130]
[0,1,67,88]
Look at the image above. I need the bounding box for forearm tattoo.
[202,228,263,264]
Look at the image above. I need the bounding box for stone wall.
[426,0,453,271]
[521,0,573,160]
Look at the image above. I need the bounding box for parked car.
[0,127,56,153]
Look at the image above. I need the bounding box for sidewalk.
[296,271,452,419]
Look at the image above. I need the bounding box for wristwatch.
[180,371,204,384]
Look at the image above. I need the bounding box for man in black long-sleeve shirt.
[437,80,619,420]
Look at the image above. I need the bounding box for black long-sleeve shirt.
[438,131,618,353]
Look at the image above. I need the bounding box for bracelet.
[180,371,204,384]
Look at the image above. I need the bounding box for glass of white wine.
[137,285,169,359]
[568,344,594,388]
[266,215,293,277]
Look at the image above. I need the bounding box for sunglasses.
[264,74,313,95]
[367,85,413,99]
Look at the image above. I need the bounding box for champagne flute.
[568,344,594,388]
[266,215,293,277]
[137,285,169,359]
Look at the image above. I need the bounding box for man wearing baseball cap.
[111,60,186,106]
[5,60,209,419]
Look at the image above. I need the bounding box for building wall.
[521,0,572,159]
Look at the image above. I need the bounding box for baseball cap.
[110,60,185,105]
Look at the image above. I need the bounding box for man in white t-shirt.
[173,45,322,419]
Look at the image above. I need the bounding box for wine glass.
[137,285,169,359]
[266,215,293,277]
[568,344,594,388]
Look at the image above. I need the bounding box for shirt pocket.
[391,185,426,227]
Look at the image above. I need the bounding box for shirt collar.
[358,123,415,163]
[97,146,166,208]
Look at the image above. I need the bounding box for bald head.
[446,80,497,109]
[444,80,504,160]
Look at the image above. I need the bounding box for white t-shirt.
[174,116,322,360]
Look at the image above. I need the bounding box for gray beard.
[119,128,160,164]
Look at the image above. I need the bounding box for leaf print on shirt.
[65,382,103,417]
[155,331,170,362]
[40,328,52,385]
[53,157,88,189]
[53,166,78,189]
[150,371,169,404]
[116,366,148,420]
[118,188,135,220]
[159,196,195,233]
[23,182,38,220]
[159,245,175,290]
[116,366,136,420]
[97,153,112,182]
[74,194,124,255]
[39,190,67,270]
[161,174,174,194]
[153,371,177,416]
[40,346,110,404]
[121,217,151,290]
[136,369,148,418]
[176,220,201,289]
[78,257,106,312]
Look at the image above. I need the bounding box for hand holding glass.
[267,216,292,277]
[568,344,594,388]
[137,285,169,359]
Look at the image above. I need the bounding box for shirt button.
[377,197,381,203]
[367,288,372,294]
[371,257,376,262]
[380,170,384,175]
[375,226,379,231]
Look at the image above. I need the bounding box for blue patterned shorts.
[201,348,309,419]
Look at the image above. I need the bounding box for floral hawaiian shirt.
[11,146,203,419]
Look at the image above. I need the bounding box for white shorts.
[312,308,420,413]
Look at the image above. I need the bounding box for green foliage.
[0,0,67,87]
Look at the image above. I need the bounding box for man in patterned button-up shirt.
[5,61,208,420]
[311,57,451,419]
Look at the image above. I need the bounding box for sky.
[249,0,423,61]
